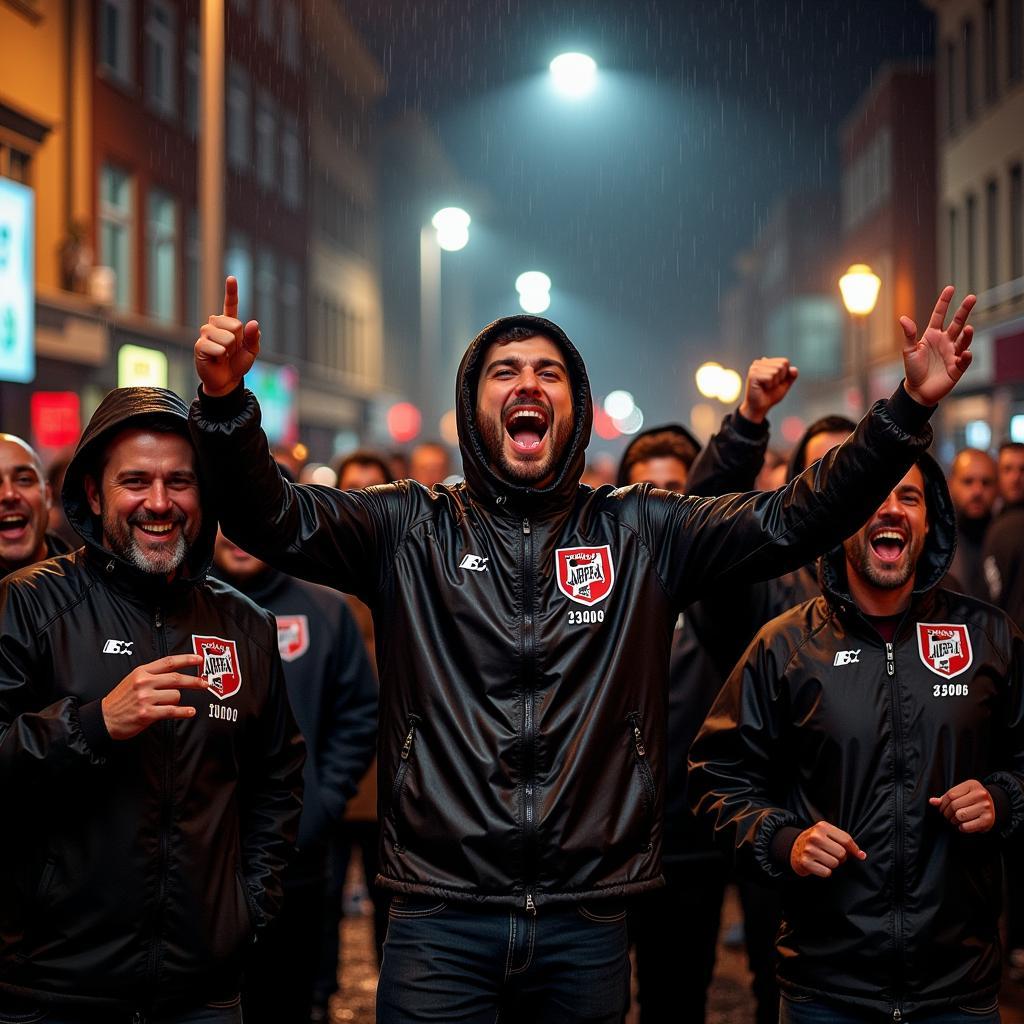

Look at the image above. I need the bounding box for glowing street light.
[431,207,471,252]
[603,390,635,420]
[695,362,743,404]
[516,271,552,314]
[717,369,743,404]
[549,52,598,99]
[839,264,881,316]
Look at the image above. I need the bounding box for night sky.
[347,0,935,437]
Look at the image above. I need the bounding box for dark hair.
[488,325,556,347]
[620,430,700,481]
[332,449,394,487]
[789,415,857,475]
[90,416,190,481]
[999,441,1024,457]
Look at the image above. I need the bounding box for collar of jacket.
[819,450,957,615]
[455,314,593,515]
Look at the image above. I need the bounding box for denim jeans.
[376,894,631,1023]
[779,992,1000,1024]
[0,995,243,1024]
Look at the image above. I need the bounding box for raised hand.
[790,820,867,878]
[195,276,261,397]
[101,654,209,740]
[899,286,976,406]
[929,779,996,834]
[738,357,799,424]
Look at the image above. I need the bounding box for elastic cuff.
[769,825,802,873]
[885,381,936,433]
[731,410,770,440]
[988,784,1011,828]
[77,698,113,756]
[196,381,247,419]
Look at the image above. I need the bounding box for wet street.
[328,885,1024,1023]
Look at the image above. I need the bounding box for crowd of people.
[1,278,1023,1024]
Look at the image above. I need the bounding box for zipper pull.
[886,642,895,677]
[633,725,646,758]
[400,723,416,760]
[522,518,531,535]
[892,1009,902,1022]
[155,608,163,630]
[525,892,536,914]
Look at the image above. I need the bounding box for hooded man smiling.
[192,278,975,1024]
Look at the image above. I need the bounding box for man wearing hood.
[192,278,973,1022]
[0,388,304,1021]
[689,456,1024,1022]
[0,433,72,579]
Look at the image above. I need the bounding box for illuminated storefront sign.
[31,392,81,449]
[0,177,35,383]
[247,363,298,445]
[117,344,168,388]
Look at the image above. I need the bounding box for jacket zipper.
[885,639,904,1024]
[391,715,420,853]
[148,606,173,991]
[521,517,537,913]
[627,713,657,850]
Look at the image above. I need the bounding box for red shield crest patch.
[555,545,615,606]
[192,634,243,700]
[275,615,309,663]
[916,623,973,679]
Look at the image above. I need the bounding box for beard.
[102,504,195,575]
[477,408,574,486]
[843,529,923,591]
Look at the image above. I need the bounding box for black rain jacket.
[190,314,935,909]
[0,388,304,1012]
[689,453,1024,1018]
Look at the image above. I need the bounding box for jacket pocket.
[390,715,421,854]
[626,712,657,852]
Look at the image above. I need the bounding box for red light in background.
[387,402,422,443]
[592,402,621,440]
[31,392,81,449]
[781,416,806,445]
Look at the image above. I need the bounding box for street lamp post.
[839,263,882,414]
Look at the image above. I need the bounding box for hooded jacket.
[688,453,1024,1017]
[190,313,935,909]
[0,388,304,1011]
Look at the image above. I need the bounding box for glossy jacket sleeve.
[686,410,769,498]
[189,385,410,603]
[687,631,802,879]
[641,386,933,607]
[983,617,1024,838]
[240,622,306,931]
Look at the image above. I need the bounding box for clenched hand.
[790,821,867,878]
[101,654,209,740]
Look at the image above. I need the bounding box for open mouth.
[869,528,907,564]
[504,406,550,454]
[0,512,29,539]
[134,521,179,540]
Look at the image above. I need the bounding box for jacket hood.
[820,451,957,606]
[62,387,216,585]
[615,423,702,488]
[455,314,592,511]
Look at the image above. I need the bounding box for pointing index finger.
[224,276,238,319]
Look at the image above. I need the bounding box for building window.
[1011,164,1023,281]
[147,189,178,322]
[145,0,177,117]
[185,209,200,328]
[255,90,277,190]
[986,179,999,290]
[281,258,302,359]
[0,144,31,184]
[224,230,252,315]
[1011,0,1024,83]
[984,0,999,103]
[281,114,302,208]
[966,192,978,291]
[227,64,250,171]
[99,163,134,310]
[963,19,976,121]
[255,251,277,350]
[98,0,134,86]
[184,22,199,137]
[282,2,300,69]
[948,206,958,285]
[945,40,957,133]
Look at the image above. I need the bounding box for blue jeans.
[779,992,1000,1024]
[0,996,242,1024]
[376,894,631,1023]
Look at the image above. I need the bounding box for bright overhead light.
[432,207,471,252]
[550,52,598,98]
[603,390,635,420]
[613,406,644,435]
[839,263,881,316]
[518,290,551,314]
[717,369,743,405]
[695,361,743,404]
[516,270,552,314]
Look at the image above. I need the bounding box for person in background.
[691,456,1024,1023]
[946,447,998,600]
[997,441,1024,509]
[0,433,72,579]
[408,441,452,487]
[212,519,377,1024]
[44,447,82,551]
[754,447,788,491]
[333,450,394,496]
